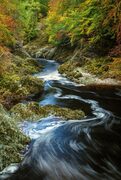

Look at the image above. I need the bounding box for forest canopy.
[46,0,121,55]
[0,0,121,55]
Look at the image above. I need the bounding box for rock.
[0,104,29,171]
[48,47,57,59]
[0,104,6,114]
[35,46,57,59]
[10,103,85,122]
[0,163,19,180]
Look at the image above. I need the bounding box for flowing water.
[1,59,121,180]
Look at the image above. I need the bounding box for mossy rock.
[21,75,43,94]
[10,102,85,121]
[58,60,83,80]
[103,58,121,81]
[84,57,112,77]
[0,104,29,171]
[0,74,43,109]
[0,104,7,114]
[13,56,42,75]
[3,55,42,76]
[10,102,42,121]
[0,54,44,108]
[47,105,85,120]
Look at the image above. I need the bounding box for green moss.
[103,58,121,81]
[84,57,112,77]
[0,104,29,171]
[83,57,121,81]
[59,57,121,84]
[21,75,43,94]
[10,102,85,121]
[59,60,83,80]
[47,105,85,120]
[12,56,42,75]
[0,55,43,109]
[10,102,41,121]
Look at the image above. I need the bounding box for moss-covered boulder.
[59,60,83,80]
[0,104,29,171]
[0,55,43,109]
[12,56,42,75]
[10,102,85,121]
[35,46,57,59]
[58,58,121,85]
[84,57,112,77]
[21,75,43,94]
[103,58,121,81]
[0,75,43,109]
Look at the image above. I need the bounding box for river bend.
[2,59,121,180]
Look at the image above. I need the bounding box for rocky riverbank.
[0,49,85,171]
[24,40,121,86]
[0,100,85,171]
[0,37,120,172]
[0,50,44,171]
[0,52,44,109]
[58,59,121,86]
[0,104,29,171]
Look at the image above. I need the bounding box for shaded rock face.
[25,45,57,60]
[35,46,57,59]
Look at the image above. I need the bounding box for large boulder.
[35,46,57,59]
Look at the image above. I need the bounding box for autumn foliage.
[46,0,121,56]
[1,0,120,56]
[0,0,19,52]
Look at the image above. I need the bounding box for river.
[2,59,121,180]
